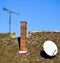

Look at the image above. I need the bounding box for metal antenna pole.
[9,12,11,34]
[3,7,20,34]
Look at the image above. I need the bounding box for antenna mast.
[3,7,20,34]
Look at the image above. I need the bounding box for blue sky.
[0,0,60,36]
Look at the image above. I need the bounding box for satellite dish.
[43,40,58,56]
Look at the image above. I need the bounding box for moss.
[0,31,60,63]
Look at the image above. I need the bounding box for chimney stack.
[19,21,27,53]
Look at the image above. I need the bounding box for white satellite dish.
[43,40,58,56]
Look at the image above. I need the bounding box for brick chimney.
[19,21,27,53]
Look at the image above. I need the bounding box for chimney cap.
[20,21,27,24]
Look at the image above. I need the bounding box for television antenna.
[3,7,20,34]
